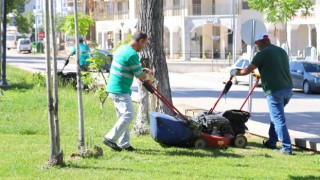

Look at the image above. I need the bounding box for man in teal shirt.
[68,37,90,71]
[102,31,153,152]
[230,33,293,155]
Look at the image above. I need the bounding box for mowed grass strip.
[0,66,319,179]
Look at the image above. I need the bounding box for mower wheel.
[194,138,207,149]
[233,134,247,148]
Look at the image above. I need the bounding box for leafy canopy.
[60,14,94,37]
[246,0,313,23]
[6,0,27,13]
[14,11,35,34]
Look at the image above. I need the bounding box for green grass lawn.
[0,66,319,179]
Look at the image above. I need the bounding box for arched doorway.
[190,24,233,60]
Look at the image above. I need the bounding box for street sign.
[241,19,266,46]
[38,32,44,39]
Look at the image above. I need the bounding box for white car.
[230,58,260,85]
[17,38,32,53]
[6,33,21,50]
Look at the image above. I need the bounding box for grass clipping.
[70,145,103,159]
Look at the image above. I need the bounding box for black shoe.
[102,138,122,152]
[124,146,136,151]
[273,149,292,155]
[262,139,277,149]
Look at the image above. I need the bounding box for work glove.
[252,72,260,79]
[143,68,153,75]
[230,69,238,77]
[143,68,154,82]
[145,73,154,82]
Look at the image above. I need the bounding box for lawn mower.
[57,58,77,88]
[145,73,260,149]
[193,73,260,148]
[144,78,241,149]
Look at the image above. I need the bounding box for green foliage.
[6,0,27,14]
[61,14,94,37]
[246,0,313,23]
[82,50,111,108]
[55,14,67,33]
[25,72,46,87]
[14,10,35,34]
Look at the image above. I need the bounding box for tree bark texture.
[44,0,63,166]
[49,0,63,164]
[133,0,173,135]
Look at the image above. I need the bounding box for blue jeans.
[105,93,135,148]
[266,88,293,152]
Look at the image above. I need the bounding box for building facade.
[94,0,320,61]
[269,1,320,60]
[94,0,264,61]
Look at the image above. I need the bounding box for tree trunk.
[133,0,173,135]
[49,0,63,164]
[44,0,64,166]
[73,0,86,153]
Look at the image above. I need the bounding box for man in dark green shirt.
[230,33,293,155]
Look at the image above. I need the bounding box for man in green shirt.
[102,31,153,152]
[230,33,293,155]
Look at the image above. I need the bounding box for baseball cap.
[254,32,269,43]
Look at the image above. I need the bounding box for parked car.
[88,49,113,72]
[17,38,32,53]
[289,61,320,94]
[6,33,21,50]
[229,58,260,85]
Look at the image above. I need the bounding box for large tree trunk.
[133,0,173,135]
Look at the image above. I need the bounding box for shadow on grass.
[289,175,320,180]
[64,162,105,170]
[167,149,244,158]
[135,147,243,158]
[4,82,35,91]
[247,141,314,156]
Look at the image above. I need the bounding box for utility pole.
[1,0,8,86]
[232,0,236,64]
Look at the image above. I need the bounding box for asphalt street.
[5,50,320,151]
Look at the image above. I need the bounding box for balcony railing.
[190,4,239,16]
[163,5,182,16]
[164,4,239,17]
[94,11,129,21]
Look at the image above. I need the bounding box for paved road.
[5,50,320,150]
